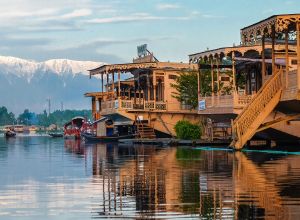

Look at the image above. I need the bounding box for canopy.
[233,57,286,66]
[63,117,85,128]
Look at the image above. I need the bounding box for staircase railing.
[231,67,284,148]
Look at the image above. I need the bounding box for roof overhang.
[241,14,300,40]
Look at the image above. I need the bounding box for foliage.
[199,68,219,96]
[36,109,92,126]
[171,69,199,110]
[174,120,202,140]
[0,107,15,126]
[221,70,233,95]
[238,70,246,90]
[17,109,32,125]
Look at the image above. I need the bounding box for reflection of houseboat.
[81,117,134,142]
[64,117,84,139]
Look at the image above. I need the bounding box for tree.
[0,106,15,125]
[171,69,199,110]
[17,109,32,125]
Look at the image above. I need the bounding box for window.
[221,77,230,81]
[169,74,177,80]
[292,59,297,65]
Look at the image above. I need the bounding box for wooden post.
[232,52,236,91]
[216,56,220,106]
[285,28,289,89]
[262,34,266,85]
[92,97,96,119]
[272,26,275,73]
[98,98,101,112]
[101,73,104,93]
[106,71,109,97]
[147,75,150,101]
[112,72,115,99]
[118,70,121,98]
[134,84,136,108]
[297,22,300,91]
[211,57,214,107]
[153,71,156,102]
[139,88,141,108]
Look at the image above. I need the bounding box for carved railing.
[155,102,167,111]
[232,68,283,144]
[234,93,255,107]
[144,101,155,110]
[120,99,133,109]
[215,95,234,107]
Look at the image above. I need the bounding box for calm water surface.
[0,135,300,219]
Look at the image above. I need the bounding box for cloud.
[86,15,190,24]
[262,9,272,13]
[286,1,291,4]
[0,8,57,18]
[191,11,199,15]
[60,9,92,18]
[202,15,226,18]
[156,4,180,10]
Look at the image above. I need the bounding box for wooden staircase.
[230,67,284,149]
[136,116,156,139]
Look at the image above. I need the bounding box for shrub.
[174,120,202,140]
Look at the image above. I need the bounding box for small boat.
[4,129,16,137]
[81,132,134,142]
[48,133,63,137]
[63,117,85,139]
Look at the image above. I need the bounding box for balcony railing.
[199,92,255,109]
[101,98,167,112]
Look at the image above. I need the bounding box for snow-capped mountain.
[0,55,117,115]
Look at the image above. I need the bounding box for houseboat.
[190,14,300,149]
[85,51,202,138]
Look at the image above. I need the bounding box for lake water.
[0,135,300,219]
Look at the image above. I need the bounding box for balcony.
[100,98,168,115]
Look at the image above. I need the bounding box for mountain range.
[0,55,129,116]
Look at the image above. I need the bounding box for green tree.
[171,69,199,110]
[17,109,32,125]
[0,106,15,125]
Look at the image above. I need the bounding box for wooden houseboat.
[190,14,300,149]
[85,52,201,138]
[63,117,85,139]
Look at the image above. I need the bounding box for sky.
[0,0,298,64]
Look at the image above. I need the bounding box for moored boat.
[4,129,16,137]
[81,132,134,142]
[63,117,85,139]
[48,133,63,137]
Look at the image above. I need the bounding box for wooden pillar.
[232,52,236,92]
[118,70,121,98]
[272,26,275,72]
[92,97,96,119]
[106,71,109,97]
[197,62,201,96]
[147,75,150,101]
[139,88,141,108]
[285,28,289,88]
[101,73,104,93]
[112,72,115,99]
[153,72,156,102]
[134,84,137,107]
[211,57,214,107]
[297,22,300,90]
[216,56,220,106]
[262,34,266,84]
[98,98,101,112]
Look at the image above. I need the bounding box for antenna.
[47,98,50,115]
[61,101,63,111]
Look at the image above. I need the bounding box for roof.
[89,62,198,76]
[64,116,85,127]
[91,117,106,126]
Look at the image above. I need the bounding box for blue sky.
[0,0,298,64]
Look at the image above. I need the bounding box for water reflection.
[0,136,300,219]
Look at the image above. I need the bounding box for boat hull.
[81,133,134,142]
[49,133,63,137]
